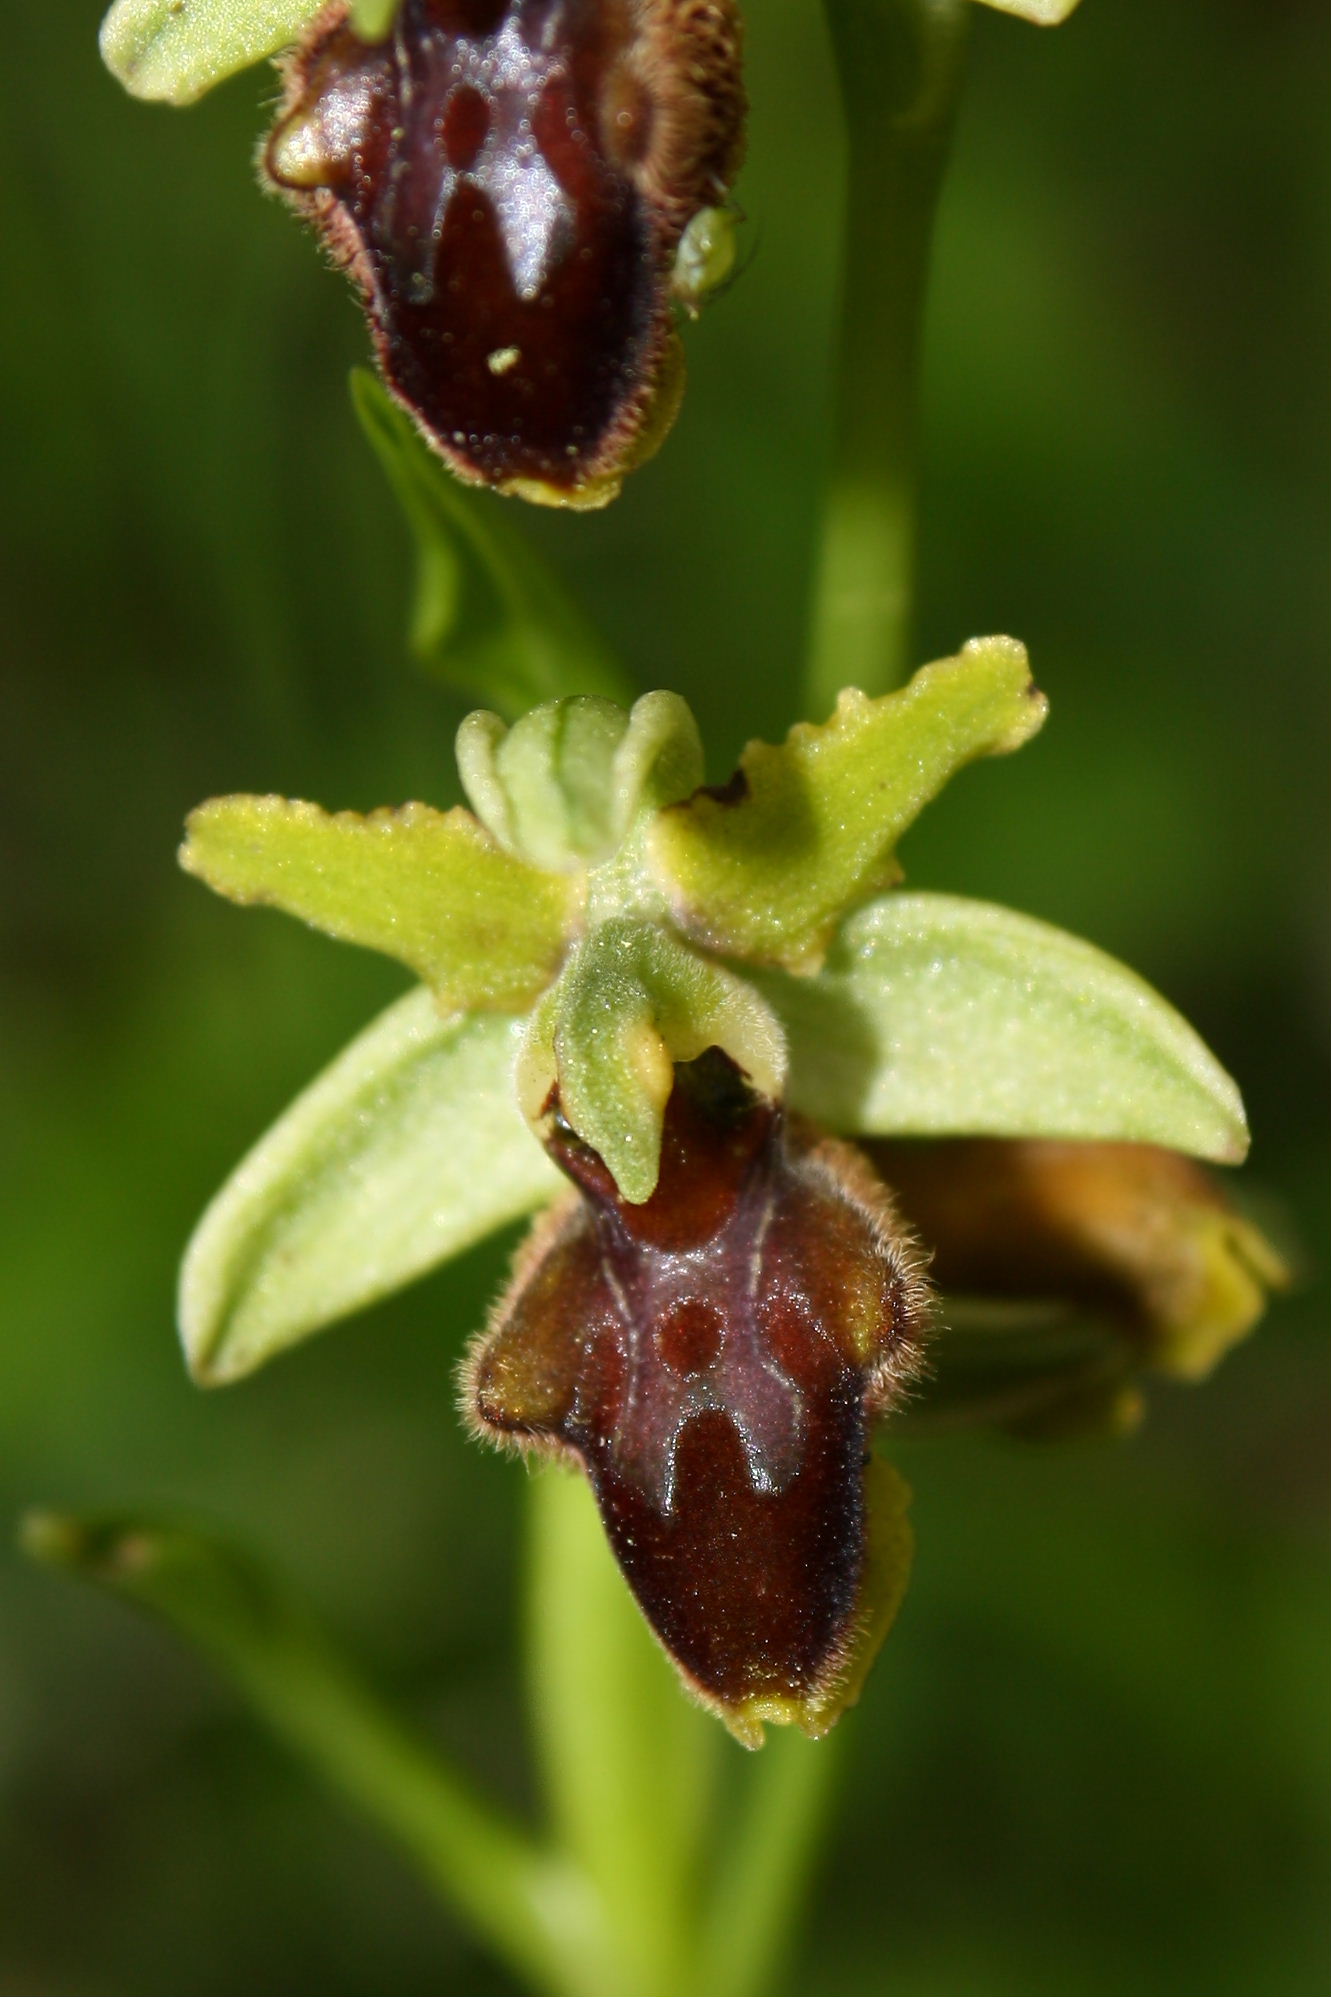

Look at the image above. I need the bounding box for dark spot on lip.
[442,82,491,171]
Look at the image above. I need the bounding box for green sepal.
[352,372,630,718]
[180,988,563,1384]
[181,794,577,1012]
[651,638,1046,970]
[457,692,704,874]
[760,891,1250,1162]
[99,0,319,104]
[517,921,787,1204]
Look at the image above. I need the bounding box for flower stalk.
[20,1511,617,1997]
[807,0,971,710]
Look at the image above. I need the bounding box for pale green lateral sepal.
[761,892,1249,1162]
[100,0,320,104]
[181,795,577,1012]
[651,638,1046,971]
[517,922,786,1204]
[352,373,629,717]
[181,989,563,1384]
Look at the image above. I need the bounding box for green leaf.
[517,922,787,1204]
[652,638,1046,970]
[352,372,631,718]
[20,1511,615,1997]
[99,0,319,104]
[181,794,576,1011]
[973,0,1082,23]
[181,988,563,1383]
[759,892,1249,1162]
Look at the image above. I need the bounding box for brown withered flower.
[466,1049,932,1746]
[264,0,746,506]
[872,1137,1288,1440]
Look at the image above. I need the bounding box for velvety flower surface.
[469,1049,930,1742]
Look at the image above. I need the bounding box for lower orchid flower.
[176,642,1280,1744]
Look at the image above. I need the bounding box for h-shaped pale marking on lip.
[279,12,578,306]
[429,14,574,305]
[601,1185,810,1518]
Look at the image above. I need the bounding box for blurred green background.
[2,0,1327,1991]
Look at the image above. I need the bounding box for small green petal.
[99,0,319,104]
[457,699,632,873]
[181,988,563,1384]
[517,921,787,1204]
[608,691,706,829]
[352,372,630,718]
[457,692,703,873]
[761,892,1249,1162]
[972,0,1082,24]
[652,638,1046,970]
[181,795,576,1012]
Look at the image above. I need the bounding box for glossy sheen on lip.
[467,1051,930,1735]
[265,0,744,498]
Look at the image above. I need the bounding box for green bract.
[180,654,1250,1385]
[352,375,629,719]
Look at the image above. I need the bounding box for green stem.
[526,1467,720,1997]
[527,1472,847,1997]
[696,1729,845,1997]
[21,1511,611,1997]
[806,0,971,714]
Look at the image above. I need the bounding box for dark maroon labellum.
[466,1051,930,1742]
[265,0,745,505]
